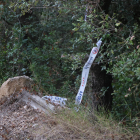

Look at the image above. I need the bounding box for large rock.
[0,75,33,100]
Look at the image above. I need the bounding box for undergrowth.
[53,104,140,140]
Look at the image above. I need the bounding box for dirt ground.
[0,92,139,140]
[0,92,93,140]
[0,97,53,139]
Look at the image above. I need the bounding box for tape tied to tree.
[75,38,102,106]
[42,38,102,108]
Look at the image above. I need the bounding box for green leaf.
[115,22,121,26]
[115,28,117,32]
[72,27,79,31]
[105,15,109,20]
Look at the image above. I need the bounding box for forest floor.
[0,92,140,140]
[0,93,95,140]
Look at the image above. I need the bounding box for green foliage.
[71,3,140,127]
[0,0,140,129]
[111,49,140,126]
[0,0,85,99]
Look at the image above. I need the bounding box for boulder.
[0,75,33,100]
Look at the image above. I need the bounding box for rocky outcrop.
[0,75,33,100]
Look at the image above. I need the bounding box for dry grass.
[50,106,140,140]
[0,94,140,140]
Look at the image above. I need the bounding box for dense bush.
[0,0,140,128]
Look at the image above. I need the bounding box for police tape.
[42,95,67,106]
[75,38,102,105]
[42,38,102,107]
